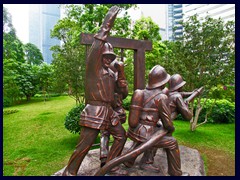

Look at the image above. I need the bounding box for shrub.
[177,98,235,123]
[122,95,132,110]
[34,94,42,98]
[209,84,235,102]
[3,97,11,107]
[64,104,85,134]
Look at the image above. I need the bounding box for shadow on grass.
[10,98,54,107]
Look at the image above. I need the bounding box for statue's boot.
[140,163,160,173]
[100,157,107,167]
[62,169,75,176]
[107,166,128,176]
[123,160,135,168]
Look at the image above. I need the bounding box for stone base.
[53,141,205,176]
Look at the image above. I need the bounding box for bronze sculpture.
[125,65,188,176]
[61,5,203,176]
[62,6,128,176]
[94,65,189,176]
[137,74,203,172]
[100,61,128,168]
[169,74,204,120]
[168,74,193,121]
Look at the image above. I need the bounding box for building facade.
[29,4,60,64]
[166,4,235,41]
[183,4,235,22]
[166,4,183,41]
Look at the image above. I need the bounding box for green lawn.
[3,96,78,176]
[3,96,235,176]
[173,120,235,157]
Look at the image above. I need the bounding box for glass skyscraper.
[183,4,235,22]
[29,4,60,64]
[166,4,183,41]
[166,4,235,41]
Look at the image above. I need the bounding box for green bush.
[3,97,11,107]
[64,104,85,134]
[34,94,42,98]
[122,95,132,110]
[209,84,235,102]
[177,98,235,123]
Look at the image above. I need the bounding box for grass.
[3,96,78,176]
[3,96,235,176]
[173,120,235,176]
[173,120,235,156]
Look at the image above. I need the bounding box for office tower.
[29,4,60,64]
[166,4,183,41]
[160,28,167,41]
[166,4,235,41]
[183,4,235,22]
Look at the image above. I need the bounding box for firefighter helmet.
[146,65,170,89]
[102,42,116,61]
[169,74,186,92]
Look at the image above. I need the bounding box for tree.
[24,43,44,65]
[15,64,40,101]
[162,15,235,131]
[3,7,26,105]
[3,7,44,104]
[37,63,54,101]
[51,4,136,104]
[124,16,167,92]
[3,6,15,34]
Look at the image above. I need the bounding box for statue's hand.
[114,61,124,72]
[94,6,120,41]
[103,6,120,30]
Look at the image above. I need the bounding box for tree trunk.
[26,95,31,101]
[190,98,207,131]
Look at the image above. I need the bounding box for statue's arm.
[157,95,175,133]
[114,61,128,98]
[86,6,120,75]
[176,96,193,120]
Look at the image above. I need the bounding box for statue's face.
[102,55,112,69]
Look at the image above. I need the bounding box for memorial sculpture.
[122,65,189,176]
[62,5,204,176]
[62,6,128,176]
[134,74,203,172]
[95,66,189,176]
[100,61,128,168]
[168,74,204,121]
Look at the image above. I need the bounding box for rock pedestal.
[53,141,205,176]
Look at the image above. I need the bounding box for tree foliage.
[163,15,235,93]
[161,15,235,130]
[24,43,44,65]
[3,7,47,104]
[124,16,167,92]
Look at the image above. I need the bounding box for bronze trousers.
[63,122,126,176]
[125,135,182,176]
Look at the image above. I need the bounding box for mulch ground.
[198,148,235,176]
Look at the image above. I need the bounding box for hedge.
[64,104,85,134]
[177,98,235,123]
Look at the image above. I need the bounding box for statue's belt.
[88,100,112,107]
[139,119,157,126]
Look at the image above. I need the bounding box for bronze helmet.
[146,65,170,90]
[102,42,116,61]
[169,74,186,92]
